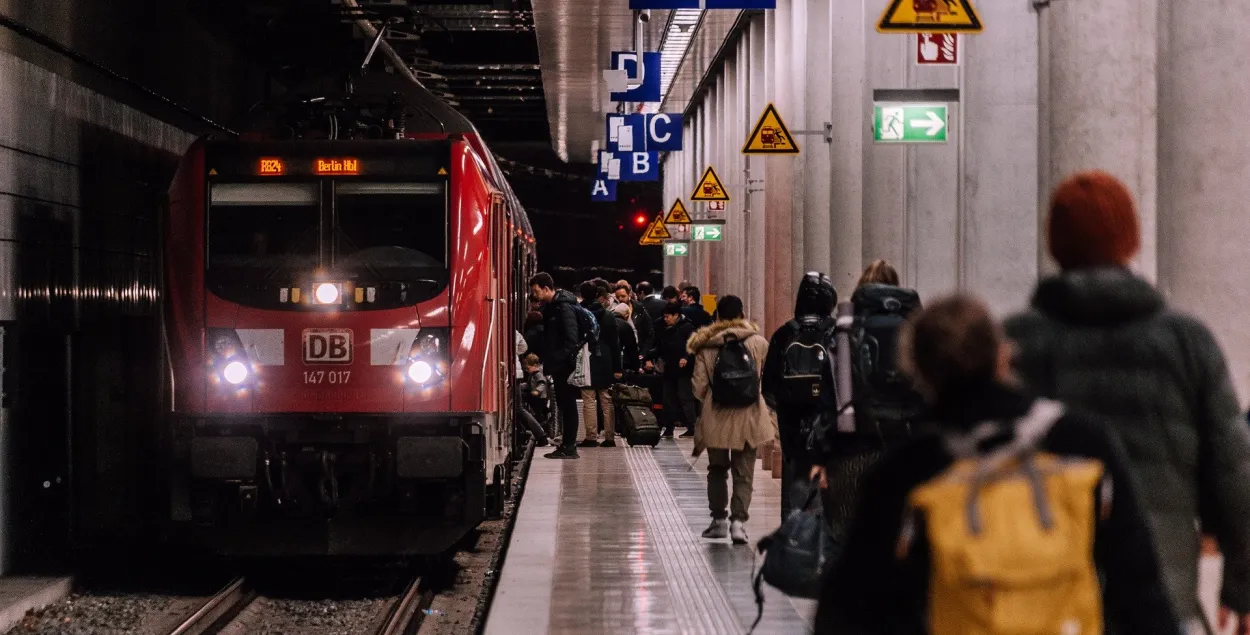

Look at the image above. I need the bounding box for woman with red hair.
[1005,170,1250,634]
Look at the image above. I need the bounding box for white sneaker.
[730,520,748,545]
[701,519,729,539]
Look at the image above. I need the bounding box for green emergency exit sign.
[873,104,948,143]
[692,224,723,242]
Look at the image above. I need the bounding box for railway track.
[166,573,432,635]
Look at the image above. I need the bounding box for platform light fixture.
[657,9,703,107]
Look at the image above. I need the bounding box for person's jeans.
[550,368,581,450]
[662,373,697,434]
[780,454,816,521]
[580,388,616,441]
[707,446,758,521]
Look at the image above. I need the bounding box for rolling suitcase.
[612,383,661,447]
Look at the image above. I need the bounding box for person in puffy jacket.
[1005,170,1250,632]
[688,296,776,545]
[761,272,837,520]
[816,294,1179,635]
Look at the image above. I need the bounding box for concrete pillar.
[765,2,796,329]
[961,0,1039,315]
[787,0,807,283]
[1041,0,1157,281]
[802,0,833,275]
[745,16,768,327]
[862,17,908,282]
[827,0,865,294]
[1158,0,1250,403]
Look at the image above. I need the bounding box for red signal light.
[633,213,648,226]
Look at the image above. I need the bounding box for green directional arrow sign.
[873,104,948,143]
[664,242,690,257]
[692,224,724,242]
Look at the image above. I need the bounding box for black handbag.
[749,480,840,632]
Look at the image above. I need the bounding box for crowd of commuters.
[522,169,1250,634]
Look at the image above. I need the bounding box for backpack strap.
[960,399,1065,536]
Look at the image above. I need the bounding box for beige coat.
[687,319,778,452]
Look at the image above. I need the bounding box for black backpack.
[776,317,835,410]
[570,304,601,355]
[850,284,924,438]
[711,334,760,407]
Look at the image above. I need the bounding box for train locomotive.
[161,71,534,556]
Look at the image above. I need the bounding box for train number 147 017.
[303,370,351,385]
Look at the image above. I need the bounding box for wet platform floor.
[484,437,815,635]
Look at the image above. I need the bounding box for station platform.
[484,438,815,635]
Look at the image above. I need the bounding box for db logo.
[303,329,353,364]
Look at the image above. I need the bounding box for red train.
[161,73,535,556]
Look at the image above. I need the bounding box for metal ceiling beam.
[438,63,540,71]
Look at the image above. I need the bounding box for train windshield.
[208,183,320,282]
[332,182,448,279]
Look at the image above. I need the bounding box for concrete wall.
[659,2,1247,407]
[0,2,251,573]
[661,3,1039,328]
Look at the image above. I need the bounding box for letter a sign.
[690,167,729,202]
[664,199,692,225]
[743,103,799,155]
[877,0,983,33]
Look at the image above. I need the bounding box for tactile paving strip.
[624,447,746,635]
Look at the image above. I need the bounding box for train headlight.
[407,360,433,384]
[406,328,450,386]
[223,361,250,385]
[207,328,254,389]
[314,282,341,304]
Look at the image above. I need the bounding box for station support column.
[1040,0,1158,280]
[827,0,865,293]
[1158,0,1250,402]
[802,0,833,277]
[764,3,796,329]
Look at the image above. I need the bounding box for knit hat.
[1048,170,1141,270]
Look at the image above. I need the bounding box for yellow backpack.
[899,399,1110,635]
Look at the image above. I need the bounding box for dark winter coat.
[582,299,621,389]
[682,303,713,329]
[641,294,667,327]
[615,315,640,373]
[815,381,1180,635]
[762,274,839,455]
[629,299,655,355]
[539,290,581,374]
[522,324,545,363]
[648,315,696,377]
[1004,267,1250,619]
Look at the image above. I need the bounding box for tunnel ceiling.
[186,0,549,147]
[531,0,637,164]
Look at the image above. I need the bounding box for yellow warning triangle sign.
[877,0,983,33]
[690,167,730,202]
[664,199,692,225]
[438,167,448,175]
[743,103,800,155]
[645,214,672,241]
[208,168,218,176]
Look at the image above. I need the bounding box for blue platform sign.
[607,113,684,152]
[609,52,661,103]
[601,150,659,182]
[629,0,776,8]
[590,178,618,202]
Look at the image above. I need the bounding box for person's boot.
[701,519,729,539]
[577,438,599,448]
[679,427,695,438]
[544,446,578,460]
[730,520,748,545]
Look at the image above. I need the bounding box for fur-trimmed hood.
[687,319,762,354]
